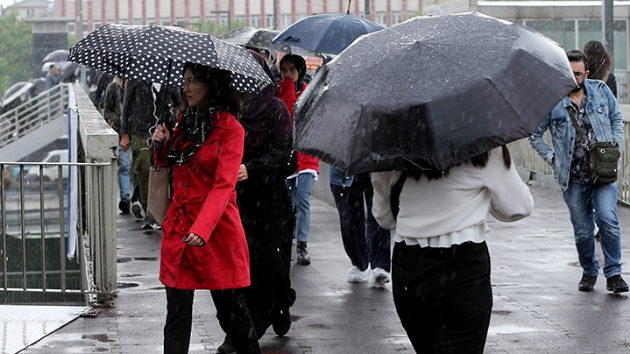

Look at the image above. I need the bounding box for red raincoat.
[156,110,251,290]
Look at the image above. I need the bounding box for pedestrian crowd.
[86,23,626,354]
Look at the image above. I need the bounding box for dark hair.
[409,145,512,180]
[182,62,242,119]
[583,40,613,81]
[566,49,589,70]
[280,54,307,83]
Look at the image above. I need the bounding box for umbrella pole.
[347,0,351,14]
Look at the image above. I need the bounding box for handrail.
[0,84,68,148]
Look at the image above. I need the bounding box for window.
[281,14,291,27]
[251,15,260,27]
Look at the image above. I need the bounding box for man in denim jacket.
[529,50,627,293]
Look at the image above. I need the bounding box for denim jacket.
[329,166,355,187]
[528,79,624,191]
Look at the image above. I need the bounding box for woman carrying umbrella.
[276,54,320,266]
[151,63,260,354]
[371,146,534,353]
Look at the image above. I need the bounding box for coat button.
[184,183,188,189]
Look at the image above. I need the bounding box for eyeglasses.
[573,71,585,78]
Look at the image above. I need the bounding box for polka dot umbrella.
[68,24,273,93]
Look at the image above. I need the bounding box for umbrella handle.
[347,0,351,14]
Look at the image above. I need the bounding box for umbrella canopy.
[219,27,322,58]
[272,13,383,56]
[294,12,577,175]
[68,24,272,93]
[219,27,279,51]
[42,49,69,63]
[2,81,33,103]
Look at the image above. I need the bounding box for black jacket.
[121,80,182,138]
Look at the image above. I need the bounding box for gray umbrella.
[294,12,578,174]
[68,24,272,93]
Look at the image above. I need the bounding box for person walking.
[45,64,62,90]
[218,50,296,354]
[277,54,320,266]
[103,76,131,214]
[151,62,260,354]
[330,167,391,287]
[583,40,617,98]
[372,146,534,353]
[121,79,181,229]
[529,49,628,293]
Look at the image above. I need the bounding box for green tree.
[192,18,248,37]
[0,12,33,96]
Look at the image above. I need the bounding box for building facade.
[52,0,423,34]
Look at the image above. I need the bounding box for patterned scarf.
[166,107,214,166]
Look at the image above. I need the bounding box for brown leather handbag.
[147,166,172,225]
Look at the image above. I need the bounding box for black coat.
[236,87,296,338]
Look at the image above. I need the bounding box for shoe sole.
[297,258,311,265]
[131,205,143,219]
[606,286,629,293]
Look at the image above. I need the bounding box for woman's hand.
[237,164,249,182]
[152,123,171,145]
[182,232,206,247]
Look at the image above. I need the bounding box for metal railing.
[0,83,118,306]
[0,161,109,305]
[0,84,68,147]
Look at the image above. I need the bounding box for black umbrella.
[271,12,383,56]
[294,12,577,175]
[68,24,272,93]
[42,49,69,63]
[219,27,279,51]
[219,27,322,58]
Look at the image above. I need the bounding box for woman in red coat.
[152,63,260,354]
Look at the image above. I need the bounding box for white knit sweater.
[371,147,534,248]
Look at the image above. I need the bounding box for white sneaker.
[371,267,390,288]
[347,266,367,283]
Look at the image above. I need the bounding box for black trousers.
[163,286,261,354]
[330,174,391,272]
[392,241,492,354]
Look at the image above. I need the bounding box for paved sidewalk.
[17,184,630,353]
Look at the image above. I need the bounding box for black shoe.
[118,199,130,214]
[217,335,235,354]
[297,241,311,265]
[579,273,597,291]
[141,216,160,230]
[272,308,291,337]
[606,275,629,293]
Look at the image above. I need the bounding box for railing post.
[72,83,119,305]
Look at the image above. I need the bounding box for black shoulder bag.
[567,107,620,184]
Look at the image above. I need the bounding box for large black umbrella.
[220,27,321,58]
[294,12,577,175]
[68,24,272,93]
[272,12,383,56]
[42,49,69,63]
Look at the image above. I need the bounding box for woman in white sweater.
[371,146,533,354]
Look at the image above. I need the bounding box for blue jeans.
[330,173,391,272]
[562,182,622,278]
[287,173,315,243]
[118,145,131,201]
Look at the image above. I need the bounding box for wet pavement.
[11,184,630,353]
